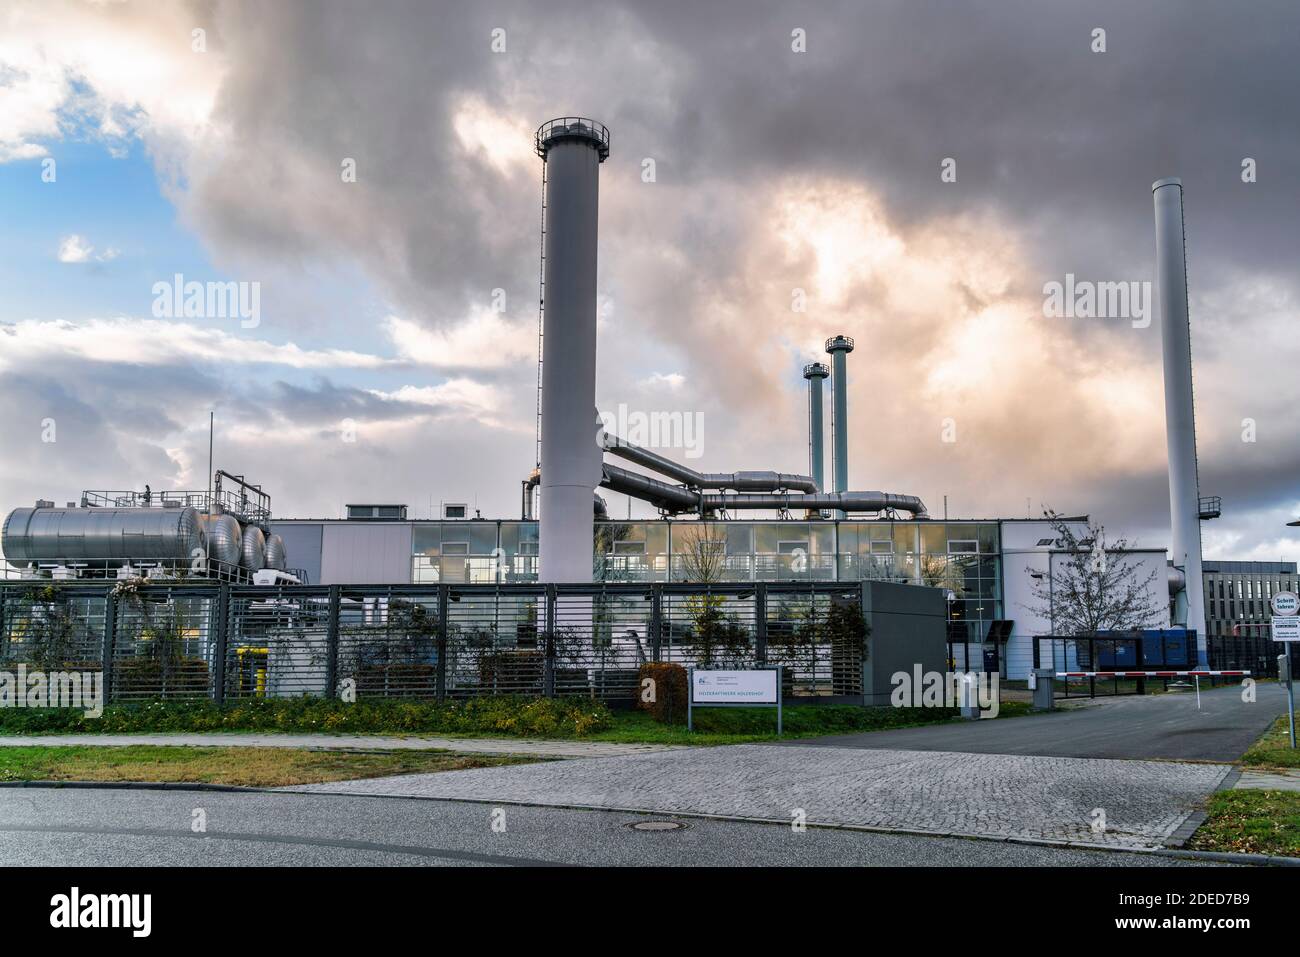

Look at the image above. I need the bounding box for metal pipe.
[602,433,818,493]
[701,491,928,518]
[598,463,701,512]
[535,118,610,582]
[1153,177,1207,665]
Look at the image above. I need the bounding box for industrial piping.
[601,432,818,493]
[597,435,928,518]
[1153,177,1208,664]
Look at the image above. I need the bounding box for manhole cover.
[628,820,688,832]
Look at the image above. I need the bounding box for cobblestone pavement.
[286,744,1231,849]
[0,733,682,759]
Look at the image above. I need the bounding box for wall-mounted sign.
[691,669,778,705]
[1271,591,1299,617]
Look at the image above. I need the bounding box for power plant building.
[270,511,1171,680]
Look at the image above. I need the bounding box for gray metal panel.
[860,580,948,706]
[271,523,323,584]
[319,523,413,584]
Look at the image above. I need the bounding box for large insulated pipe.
[700,491,928,517]
[826,336,854,518]
[596,463,928,518]
[601,433,817,493]
[1153,177,1207,665]
[803,362,829,491]
[535,118,610,582]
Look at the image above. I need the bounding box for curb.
[0,780,261,793]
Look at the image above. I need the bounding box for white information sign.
[1272,617,1300,643]
[1271,591,1299,617]
[691,669,778,705]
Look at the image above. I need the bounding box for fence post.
[649,584,663,662]
[754,582,768,666]
[436,584,448,701]
[325,585,340,699]
[101,590,117,704]
[212,583,229,705]
[543,584,556,698]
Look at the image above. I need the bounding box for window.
[612,541,646,555]
[948,540,978,554]
[870,541,894,555]
[1036,538,1055,547]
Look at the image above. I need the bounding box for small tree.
[1025,510,1161,638]
[676,524,748,666]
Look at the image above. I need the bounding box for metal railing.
[0,580,866,705]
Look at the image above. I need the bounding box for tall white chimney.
[535,119,609,582]
[1153,177,1207,664]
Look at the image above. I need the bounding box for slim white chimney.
[535,119,609,582]
[1153,177,1207,665]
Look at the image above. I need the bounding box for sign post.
[687,667,781,736]
[1271,591,1299,750]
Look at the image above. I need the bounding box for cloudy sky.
[1,0,1297,560]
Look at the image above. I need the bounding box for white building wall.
[318,523,413,584]
[1000,521,1169,679]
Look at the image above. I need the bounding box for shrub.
[635,663,689,725]
[0,695,613,738]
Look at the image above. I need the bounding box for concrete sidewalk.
[0,733,684,759]
[285,743,1231,850]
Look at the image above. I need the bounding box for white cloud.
[57,234,117,263]
[0,318,391,372]
[641,372,685,390]
[383,312,534,369]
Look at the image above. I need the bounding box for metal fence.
[1032,632,1256,698]
[0,581,866,706]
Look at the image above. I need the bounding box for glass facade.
[408,519,1004,643]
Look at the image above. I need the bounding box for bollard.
[1032,667,1055,711]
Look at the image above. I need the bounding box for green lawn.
[1241,712,1300,769]
[1189,789,1300,857]
[0,745,538,788]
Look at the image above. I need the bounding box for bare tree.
[676,523,727,584]
[1025,510,1162,637]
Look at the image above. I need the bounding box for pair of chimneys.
[804,335,854,504]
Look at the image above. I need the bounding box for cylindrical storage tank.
[200,512,243,567]
[1,506,206,566]
[535,117,610,582]
[263,533,287,571]
[240,524,266,571]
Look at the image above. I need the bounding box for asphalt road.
[0,787,1216,867]
[780,681,1288,761]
